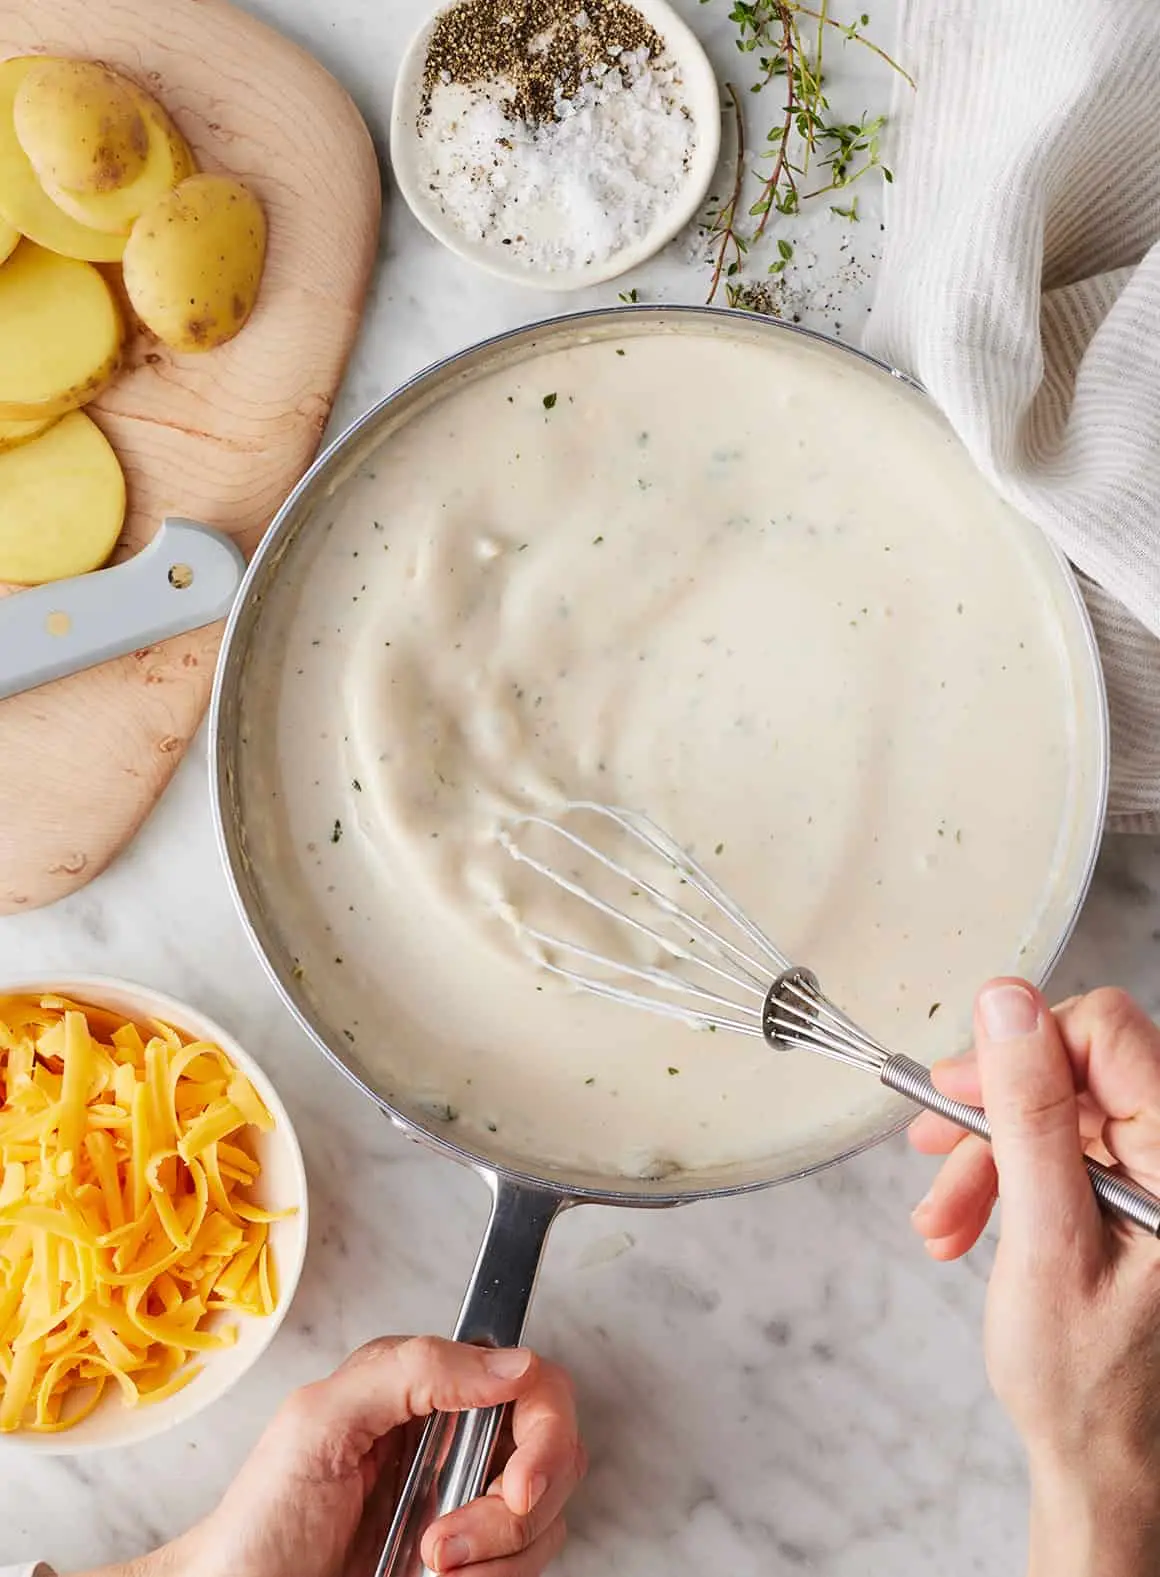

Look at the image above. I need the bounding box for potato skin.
[123,174,266,353]
[0,413,56,453]
[0,58,125,262]
[0,409,125,584]
[0,241,123,421]
[13,59,148,195]
[39,84,195,237]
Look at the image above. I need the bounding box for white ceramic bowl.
[0,976,308,1454]
[390,0,721,289]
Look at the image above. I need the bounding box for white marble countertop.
[4,2,1160,1573]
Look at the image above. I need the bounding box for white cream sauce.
[238,323,1099,1184]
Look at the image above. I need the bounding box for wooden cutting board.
[0,0,381,914]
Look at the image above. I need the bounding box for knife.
[0,518,246,702]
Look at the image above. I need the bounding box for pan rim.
[209,302,1110,1207]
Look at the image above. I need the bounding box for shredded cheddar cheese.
[0,995,294,1433]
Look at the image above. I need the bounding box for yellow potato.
[0,241,122,420]
[124,173,266,353]
[0,214,17,264]
[0,59,124,261]
[0,413,56,453]
[13,58,148,195]
[0,411,124,584]
[37,85,195,236]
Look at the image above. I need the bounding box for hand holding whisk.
[498,801,1160,1237]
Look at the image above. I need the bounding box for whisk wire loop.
[499,805,883,1070]
[512,924,767,1035]
[499,804,784,1003]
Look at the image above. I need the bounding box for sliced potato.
[39,85,195,236]
[0,214,17,264]
[124,173,266,353]
[0,241,123,420]
[0,410,125,584]
[13,58,148,195]
[0,413,56,453]
[0,58,124,261]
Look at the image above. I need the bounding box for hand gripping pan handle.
[373,1177,564,1577]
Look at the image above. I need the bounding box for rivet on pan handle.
[373,1175,565,1577]
[0,517,246,702]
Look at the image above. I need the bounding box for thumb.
[975,978,1101,1268]
[285,1338,537,1456]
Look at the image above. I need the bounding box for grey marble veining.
[2,1,1159,1572]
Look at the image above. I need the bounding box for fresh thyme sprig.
[704,82,748,304]
[700,0,913,304]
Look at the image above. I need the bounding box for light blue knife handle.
[0,518,246,702]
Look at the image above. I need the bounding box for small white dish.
[0,976,308,1454]
[390,0,721,290]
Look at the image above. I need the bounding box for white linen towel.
[865,0,1160,831]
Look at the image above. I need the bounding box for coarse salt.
[416,48,697,272]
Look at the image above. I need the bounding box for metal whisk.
[499,801,1160,1236]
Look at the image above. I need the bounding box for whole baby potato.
[13,58,148,195]
[123,173,266,353]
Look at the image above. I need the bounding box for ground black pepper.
[422,0,663,125]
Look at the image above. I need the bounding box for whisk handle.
[881,1054,1160,1237]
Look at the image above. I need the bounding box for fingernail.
[485,1347,532,1379]
[432,1534,471,1571]
[527,1471,549,1513]
[979,983,1039,1042]
[911,1188,934,1222]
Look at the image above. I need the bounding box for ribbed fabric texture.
[865,0,1160,831]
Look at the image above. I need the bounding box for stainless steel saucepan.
[209,306,1110,1576]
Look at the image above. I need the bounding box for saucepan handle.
[373,1174,566,1577]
